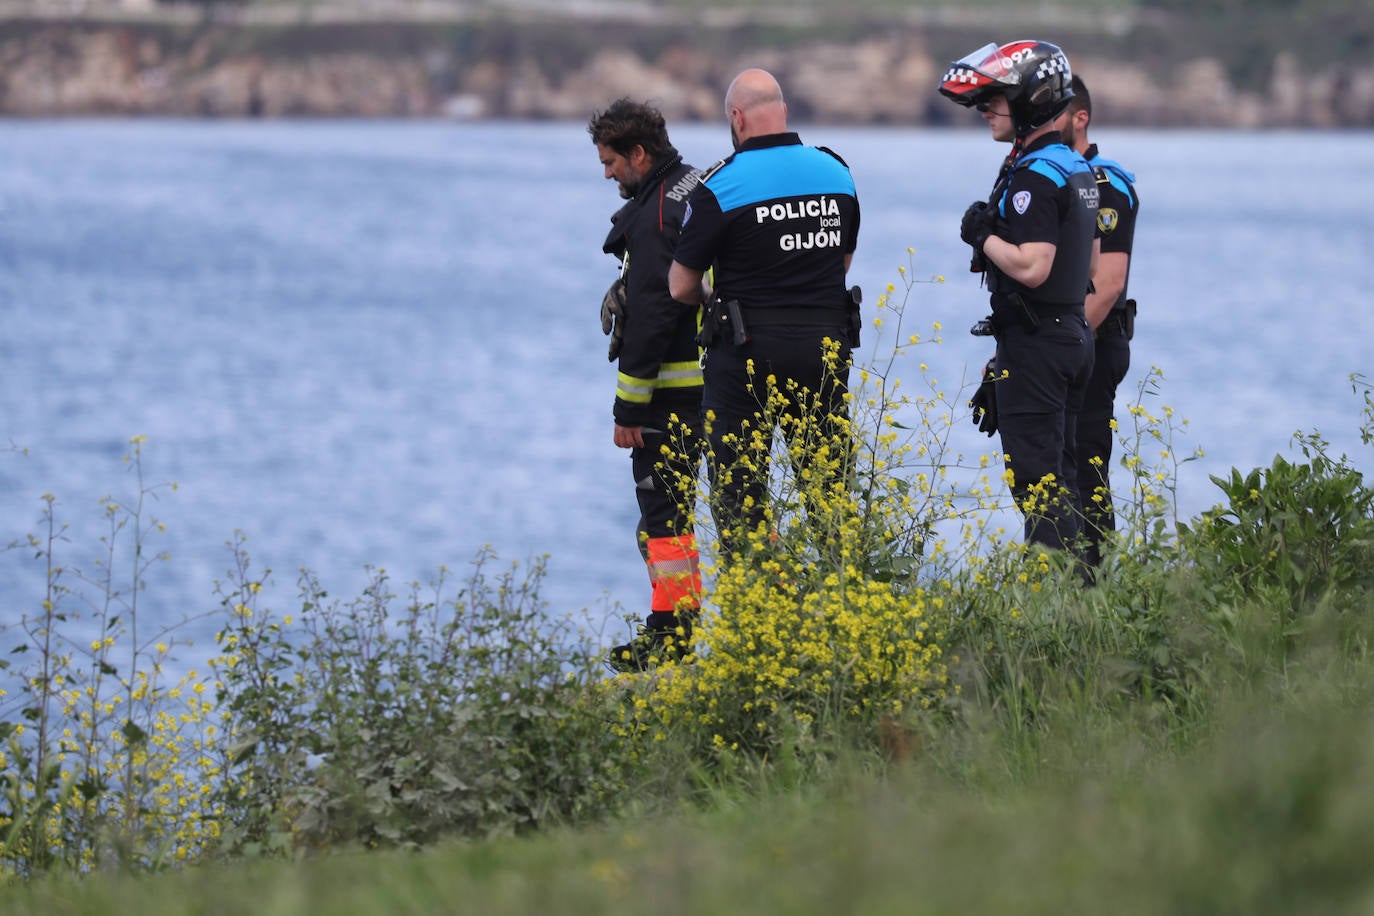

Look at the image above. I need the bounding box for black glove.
[600,277,627,362]
[960,200,996,252]
[968,359,998,437]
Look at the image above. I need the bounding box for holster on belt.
[696,293,726,348]
[845,285,863,348]
[1095,299,1137,341]
[725,299,749,346]
[990,292,1040,334]
[695,294,748,348]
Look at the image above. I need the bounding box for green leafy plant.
[210,544,630,854]
[1181,433,1374,622]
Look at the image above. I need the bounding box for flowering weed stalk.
[1113,366,1205,557]
[853,251,1011,582]
[0,437,221,877]
[611,254,989,770]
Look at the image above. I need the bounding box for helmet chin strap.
[984,132,1025,226]
[1000,135,1026,179]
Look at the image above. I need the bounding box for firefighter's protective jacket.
[601,154,704,428]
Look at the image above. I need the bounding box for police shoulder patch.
[816,145,849,167]
[1097,208,1119,233]
[1012,190,1032,215]
[698,157,730,183]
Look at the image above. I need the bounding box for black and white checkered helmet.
[938,40,1075,136]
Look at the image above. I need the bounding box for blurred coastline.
[1,0,1372,126]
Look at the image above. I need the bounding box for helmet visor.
[938,42,1022,107]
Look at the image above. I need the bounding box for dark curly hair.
[587,98,677,163]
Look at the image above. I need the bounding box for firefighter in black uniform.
[1061,75,1140,570]
[939,41,1099,553]
[668,68,860,559]
[588,99,705,672]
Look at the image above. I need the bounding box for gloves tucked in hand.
[960,200,996,252]
[600,277,627,362]
[969,358,999,437]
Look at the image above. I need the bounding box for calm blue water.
[1,121,1371,672]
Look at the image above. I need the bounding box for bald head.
[725,68,788,148]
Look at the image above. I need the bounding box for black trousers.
[700,325,853,557]
[631,410,705,545]
[993,313,1095,552]
[1074,330,1131,566]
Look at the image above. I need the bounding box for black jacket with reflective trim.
[602,156,704,427]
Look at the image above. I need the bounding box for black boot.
[607,611,694,673]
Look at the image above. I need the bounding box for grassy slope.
[6,636,1374,916]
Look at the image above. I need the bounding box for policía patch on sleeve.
[1097,208,1118,233]
[1012,190,1031,215]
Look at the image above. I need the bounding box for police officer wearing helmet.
[1061,74,1141,570]
[588,99,706,672]
[939,40,1099,553]
[668,68,860,559]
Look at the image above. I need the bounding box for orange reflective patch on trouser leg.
[646,534,701,613]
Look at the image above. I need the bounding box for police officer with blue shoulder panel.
[1061,74,1141,570]
[668,68,861,558]
[940,41,1099,554]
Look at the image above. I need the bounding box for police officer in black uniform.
[588,99,706,671]
[1061,75,1140,569]
[668,69,860,557]
[940,41,1099,553]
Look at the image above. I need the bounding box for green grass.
[8,647,1374,916]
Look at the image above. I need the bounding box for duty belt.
[988,293,1083,335]
[741,306,849,328]
[1026,301,1085,317]
[990,293,1082,316]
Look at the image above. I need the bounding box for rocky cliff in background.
[2,7,1373,127]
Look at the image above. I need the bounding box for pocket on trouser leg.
[646,534,701,613]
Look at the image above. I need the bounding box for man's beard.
[730,125,741,151]
[617,177,639,200]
